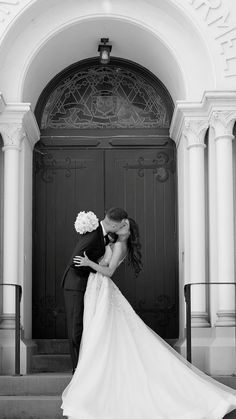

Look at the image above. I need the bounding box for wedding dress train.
[61,247,236,419]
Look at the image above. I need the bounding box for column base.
[208,326,236,375]
[175,326,236,376]
[215,310,236,326]
[191,311,210,327]
[174,327,213,373]
[0,330,36,375]
[0,313,15,329]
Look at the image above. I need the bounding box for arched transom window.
[37,60,173,130]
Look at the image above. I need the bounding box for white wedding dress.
[61,246,236,419]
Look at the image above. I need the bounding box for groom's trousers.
[63,288,85,371]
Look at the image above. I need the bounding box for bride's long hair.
[127,218,142,276]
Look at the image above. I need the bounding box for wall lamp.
[98,38,112,64]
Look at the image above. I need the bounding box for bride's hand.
[73,252,90,267]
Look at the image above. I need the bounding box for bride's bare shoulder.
[112,240,127,256]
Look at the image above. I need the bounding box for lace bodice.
[99,245,113,266]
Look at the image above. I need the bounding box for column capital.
[0,103,40,150]
[210,110,236,139]
[183,119,208,149]
[0,123,26,151]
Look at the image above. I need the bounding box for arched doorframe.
[33,57,179,342]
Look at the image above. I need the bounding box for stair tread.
[0,373,72,396]
[32,354,71,362]
[0,395,61,399]
[31,353,72,373]
[33,339,69,355]
[0,374,71,379]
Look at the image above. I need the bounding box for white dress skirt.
[61,247,236,419]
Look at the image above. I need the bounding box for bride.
[61,218,236,419]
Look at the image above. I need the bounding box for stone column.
[211,111,236,326]
[183,119,209,327]
[0,124,25,328]
[0,104,39,374]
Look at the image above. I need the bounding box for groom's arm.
[71,230,99,275]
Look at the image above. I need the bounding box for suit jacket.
[61,223,105,291]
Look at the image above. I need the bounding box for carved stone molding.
[216,310,236,327]
[183,119,208,149]
[0,0,20,24]
[188,1,236,78]
[210,111,236,139]
[0,123,26,151]
[0,104,40,150]
[170,93,236,146]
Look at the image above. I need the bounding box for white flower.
[74,211,99,234]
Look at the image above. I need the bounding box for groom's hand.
[73,252,90,267]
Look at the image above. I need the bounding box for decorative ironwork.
[33,295,65,329]
[35,153,86,183]
[124,152,175,181]
[137,294,177,329]
[40,65,170,130]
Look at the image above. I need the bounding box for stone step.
[2,373,234,396]
[0,373,236,419]
[31,354,72,373]
[214,375,236,390]
[33,339,69,354]
[0,395,63,419]
[0,373,71,396]
[0,396,235,419]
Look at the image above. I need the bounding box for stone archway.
[0,1,216,107]
[0,1,217,344]
[0,0,235,376]
[32,58,179,341]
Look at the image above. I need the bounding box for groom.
[61,207,128,372]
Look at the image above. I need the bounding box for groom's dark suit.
[61,223,106,371]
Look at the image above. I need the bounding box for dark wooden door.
[33,145,178,339]
[33,149,105,338]
[105,148,178,339]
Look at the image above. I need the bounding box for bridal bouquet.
[74,211,99,234]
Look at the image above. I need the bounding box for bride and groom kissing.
[61,207,139,373]
[61,207,236,419]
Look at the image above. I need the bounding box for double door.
[33,146,178,340]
